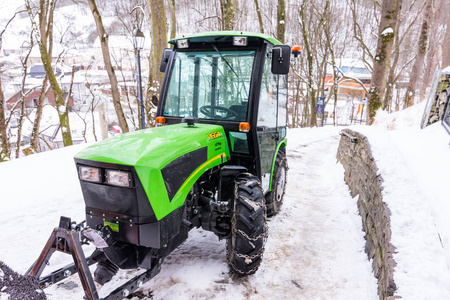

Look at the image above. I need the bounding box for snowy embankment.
[355,104,450,299]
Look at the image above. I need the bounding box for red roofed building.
[6,87,74,111]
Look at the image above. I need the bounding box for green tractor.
[28,31,297,299]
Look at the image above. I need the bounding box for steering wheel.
[199,105,238,119]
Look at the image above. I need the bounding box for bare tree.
[254,0,264,33]
[299,0,329,127]
[348,0,377,72]
[404,0,432,108]
[0,75,7,161]
[367,0,403,124]
[383,0,426,110]
[421,0,446,101]
[0,12,21,160]
[88,0,129,133]
[26,0,74,147]
[147,0,168,127]
[323,0,350,126]
[15,33,34,158]
[277,0,286,43]
[442,0,450,67]
[220,0,236,30]
[29,0,57,152]
[168,0,177,39]
[299,1,317,127]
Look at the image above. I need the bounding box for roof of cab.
[168,31,283,46]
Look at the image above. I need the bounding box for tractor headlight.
[106,170,131,187]
[79,166,101,183]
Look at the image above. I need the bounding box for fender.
[268,138,287,191]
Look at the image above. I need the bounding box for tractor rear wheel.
[265,152,288,217]
[227,173,267,276]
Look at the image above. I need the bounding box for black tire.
[227,173,267,276]
[265,152,288,217]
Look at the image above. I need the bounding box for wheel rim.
[276,166,286,202]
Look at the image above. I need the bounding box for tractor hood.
[75,123,230,220]
[75,123,229,168]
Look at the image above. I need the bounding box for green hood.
[75,123,230,219]
[75,123,227,168]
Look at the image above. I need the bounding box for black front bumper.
[75,159,187,250]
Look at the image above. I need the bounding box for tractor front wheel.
[227,173,267,276]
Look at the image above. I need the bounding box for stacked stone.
[337,129,398,300]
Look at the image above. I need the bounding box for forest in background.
[0,0,449,161]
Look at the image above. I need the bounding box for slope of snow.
[354,124,450,299]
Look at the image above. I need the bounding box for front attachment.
[27,216,162,300]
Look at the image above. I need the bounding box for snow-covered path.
[258,127,377,299]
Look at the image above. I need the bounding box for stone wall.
[337,129,398,300]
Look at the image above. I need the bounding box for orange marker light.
[155,116,166,126]
[291,45,302,57]
[239,122,250,133]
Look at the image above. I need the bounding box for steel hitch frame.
[26,216,162,300]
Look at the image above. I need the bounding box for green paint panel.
[75,123,230,220]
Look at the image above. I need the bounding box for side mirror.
[271,45,291,75]
[160,48,173,73]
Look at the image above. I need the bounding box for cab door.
[257,45,288,192]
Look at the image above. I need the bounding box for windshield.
[163,50,255,121]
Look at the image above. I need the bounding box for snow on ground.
[0,102,450,299]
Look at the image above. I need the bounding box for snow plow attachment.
[26,216,162,300]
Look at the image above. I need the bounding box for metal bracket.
[26,223,100,300]
[26,217,163,300]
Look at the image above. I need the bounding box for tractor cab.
[157,31,291,193]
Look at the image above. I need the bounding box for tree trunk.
[254,0,264,33]
[26,0,73,147]
[31,0,55,152]
[15,88,27,158]
[220,0,236,30]
[442,0,450,67]
[300,2,317,127]
[382,2,403,111]
[31,78,49,151]
[168,0,176,40]
[404,0,432,108]
[276,0,286,43]
[367,0,403,124]
[0,76,9,161]
[147,0,168,127]
[88,0,129,133]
